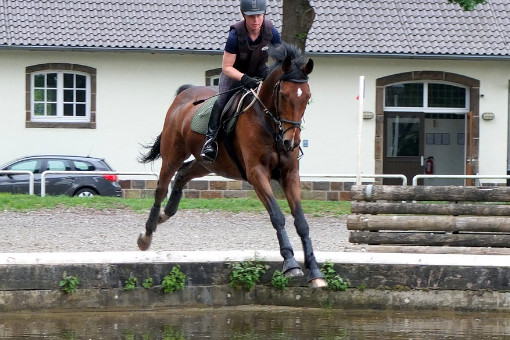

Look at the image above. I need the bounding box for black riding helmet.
[240,0,266,15]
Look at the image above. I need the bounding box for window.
[205,68,221,86]
[9,160,40,173]
[384,82,468,112]
[26,64,96,128]
[46,160,70,171]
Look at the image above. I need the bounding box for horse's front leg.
[265,196,304,277]
[282,174,327,288]
[292,203,327,288]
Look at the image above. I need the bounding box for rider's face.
[243,14,264,31]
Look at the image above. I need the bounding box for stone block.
[140,190,154,199]
[302,191,326,201]
[123,189,141,199]
[131,180,146,189]
[184,190,200,199]
[145,180,158,189]
[201,191,222,199]
[223,190,248,198]
[313,181,330,191]
[330,182,343,191]
[327,191,340,201]
[210,181,227,190]
[227,181,242,190]
[188,180,209,190]
[118,180,132,189]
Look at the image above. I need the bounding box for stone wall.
[119,178,356,201]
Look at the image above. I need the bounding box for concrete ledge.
[2,251,510,312]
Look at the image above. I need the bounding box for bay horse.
[138,43,327,288]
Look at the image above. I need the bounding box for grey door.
[383,113,424,185]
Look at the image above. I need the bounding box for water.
[1,306,509,339]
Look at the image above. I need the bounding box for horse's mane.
[268,42,309,82]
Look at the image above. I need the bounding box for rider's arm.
[222,51,244,82]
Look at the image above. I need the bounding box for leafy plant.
[142,277,154,289]
[124,274,138,291]
[229,260,267,291]
[59,271,80,294]
[271,270,290,290]
[161,265,186,294]
[321,262,349,291]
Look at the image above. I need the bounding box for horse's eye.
[280,93,288,100]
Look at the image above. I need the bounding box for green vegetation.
[321,262,349,292]
[161,265,186,294]
[229,260,267,291]
[142,277,154,289]
[271,270,290,290]
[0,193,351,217]
[59,271,80,294]
[123,275,138,291]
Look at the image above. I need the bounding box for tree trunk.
[281,0,315,52]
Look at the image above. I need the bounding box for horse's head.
[260,43,313,153]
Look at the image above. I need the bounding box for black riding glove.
[241,75,259,90]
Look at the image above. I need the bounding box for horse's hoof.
[284,268,304,278]
[137,233,152,251]
[309,278,328,288]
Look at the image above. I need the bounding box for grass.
[0,193,351,217]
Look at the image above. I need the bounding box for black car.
[0,155,122,197]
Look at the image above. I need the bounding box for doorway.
[375,71,479,186]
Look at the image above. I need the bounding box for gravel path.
[0,208,348,253]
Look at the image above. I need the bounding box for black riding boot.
[200,102,222,162]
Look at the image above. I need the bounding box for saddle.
[190,89,254,136]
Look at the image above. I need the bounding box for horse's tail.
[139,85,193,164]
[138,133,162,163]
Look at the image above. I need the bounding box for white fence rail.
[0,170,35,195]
[301,174,408,186]
[412,174,510,186]
[40,171,159,197]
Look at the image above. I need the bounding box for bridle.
[249,79,305,154]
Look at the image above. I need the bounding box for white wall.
[299,56,510,178]
[1,49,509,179]
[0,50,221,173]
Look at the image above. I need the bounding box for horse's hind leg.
[161,160,209,221]
[138,160,210,251]
[138,160,180,251]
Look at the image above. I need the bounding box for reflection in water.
[1,306,509,339]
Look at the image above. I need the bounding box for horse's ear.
[282,55,292,73]
[303,58,314,75]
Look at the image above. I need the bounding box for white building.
[1,0,509,186]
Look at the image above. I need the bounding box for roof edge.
[2,45,509,61]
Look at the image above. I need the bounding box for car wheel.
[74,188,98,197]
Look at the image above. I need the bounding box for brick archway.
[374,71,480,180]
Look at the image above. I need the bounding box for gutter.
[1,44,510,61]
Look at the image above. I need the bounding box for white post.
[356,76,365,185]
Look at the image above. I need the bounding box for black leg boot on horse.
[200,102,222,163]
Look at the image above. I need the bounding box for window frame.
[384,81,469,114]
[26,63,96,129]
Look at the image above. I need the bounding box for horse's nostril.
[283,139,293,150]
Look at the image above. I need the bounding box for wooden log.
[347,214,510,232]
[349,231,510,247]
[344,245,510,255]
[351,185,510,202]
[351,201,510,216]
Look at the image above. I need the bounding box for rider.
[200,0,281,162]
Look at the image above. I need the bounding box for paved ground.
[0,207,348,253]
